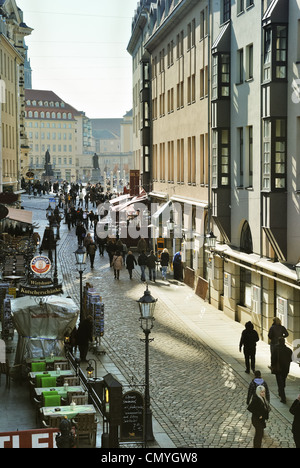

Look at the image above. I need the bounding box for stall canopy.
[11,296,79,365]
[6,207,33,225]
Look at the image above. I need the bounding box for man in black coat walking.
[271,337,293,403]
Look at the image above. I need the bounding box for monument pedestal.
[91,169,101,182]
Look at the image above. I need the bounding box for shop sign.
[19,284,63,296]
[0,429,58,448]
[30,256,52,275]
[120,390,144,442]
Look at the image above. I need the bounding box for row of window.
[26,111,73,120]
[26,122,73,129]
[223,0,254,23]
[28,132,73,141]
[211,120,287,191]
[152,133,209,186]
[30,157,73,166]
[26,99,66,108]
[2,123,15,150]
[29,144,73,153]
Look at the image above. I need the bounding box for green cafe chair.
[31,362,46,372]
[43,394,61,408]
[41,377,57,388]
[36,373,51,387]
[41,391,59,407]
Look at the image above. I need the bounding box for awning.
[170,195,208,209]
[212,22,230,54]
[111,194,147,212]
[6,207,33,225]
[262,0,288,27]
[109,194,132,205]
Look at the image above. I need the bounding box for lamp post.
[137,284,157,446]
[52,222,59,286]
[75,245,86,323]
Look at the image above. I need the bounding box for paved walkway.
[2,194,300,448]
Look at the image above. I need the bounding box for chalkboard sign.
[120,391,144,441]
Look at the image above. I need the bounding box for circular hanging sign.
[0,204,8,220]
[30,256,52,275]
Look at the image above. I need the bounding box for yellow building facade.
[25,89,80,183]
[0,0,32,193]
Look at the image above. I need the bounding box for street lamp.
[206,231,217,249]
[75,245,86,322]
[86,359,97,380]
[295,261,300,283]
[137,284,157,446]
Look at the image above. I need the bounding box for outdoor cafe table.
[26,356,68,365]
[41,404,96,420]
[29,369,76,380]
[34,386,85,399]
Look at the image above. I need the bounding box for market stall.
[11,295,79,372]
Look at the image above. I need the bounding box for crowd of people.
[239,317,300,448]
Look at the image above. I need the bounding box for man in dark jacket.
[239,321,259,374]
[147,251,157,282]
[268,317,289,356]
[271,337,293,403]
[138,251,148,282]
[76,316,93,362]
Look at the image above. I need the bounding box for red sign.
[0,429,58,448]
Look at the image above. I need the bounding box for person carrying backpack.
[247,370,270,405]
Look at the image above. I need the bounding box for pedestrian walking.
[160,248,169,281]
[247,385,271,448]
[173,251,183,281]
[268,317,289,357]
[271,337,293,403]
[126,251,137,279]
[239,321,259,374]
[138,251,148,282]
[76,315,93,362]
[147,250,157,282]
[289,394,300,448]
[87,241,97,269]
[75,222,86,246]
[112,250,123,280]
[247,371,270,405]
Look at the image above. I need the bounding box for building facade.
[0,0,32,193]
[25,89,84,183]
[128,0,300,346]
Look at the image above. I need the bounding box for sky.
[16,0,139,119]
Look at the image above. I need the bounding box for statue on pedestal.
[44,150,54,177]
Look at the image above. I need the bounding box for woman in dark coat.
[126,251,137,280]
[239,321,259,374]
[248,385,271,448]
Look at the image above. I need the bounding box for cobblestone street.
[23,195,298,448]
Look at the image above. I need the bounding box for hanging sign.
[30,256,52,275]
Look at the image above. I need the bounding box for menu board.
[120,391,144,442]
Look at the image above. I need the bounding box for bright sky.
[16,0,138,118]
